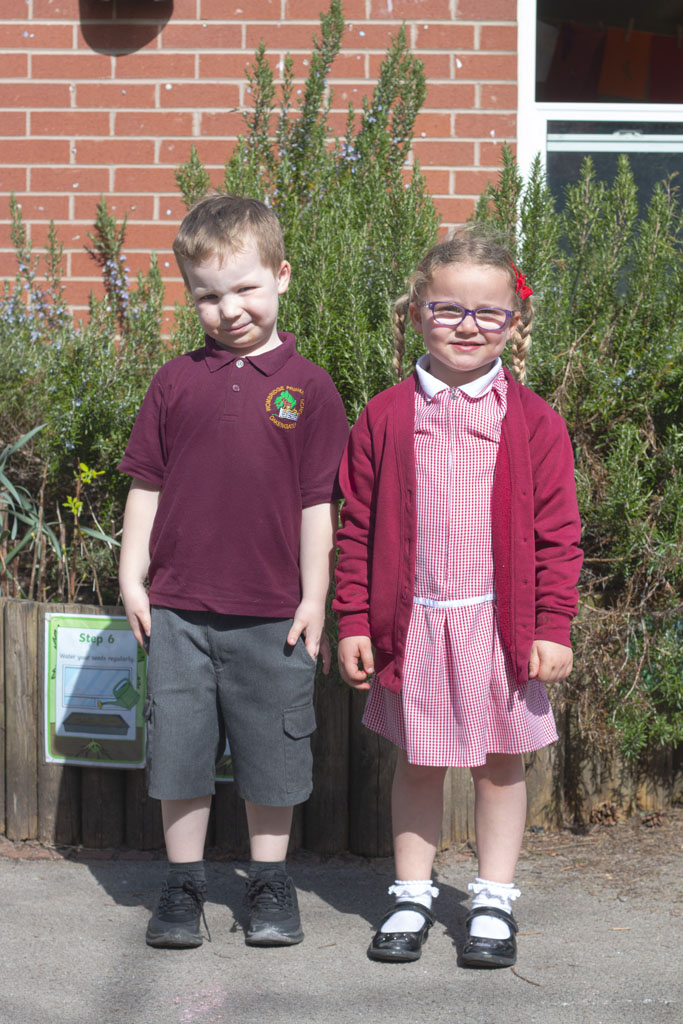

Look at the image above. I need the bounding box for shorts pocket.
[298,637,318,666]
[282,702,316,796]
[283,702,317,740]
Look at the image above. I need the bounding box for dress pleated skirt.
[362,599,558,767]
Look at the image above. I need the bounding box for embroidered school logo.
[265,385,305,430]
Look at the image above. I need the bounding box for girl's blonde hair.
[393,230,534,384]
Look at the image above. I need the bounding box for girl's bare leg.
[465,753,525,947]
[368,751,446,940]
[470,753,526,882]
[392,751,448,880]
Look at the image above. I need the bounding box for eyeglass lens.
[430,303,509,330]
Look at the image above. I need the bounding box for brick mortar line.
[13,19,511,25]
[0,51,511,57]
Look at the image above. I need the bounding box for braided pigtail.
[510,295,533,384]
[393,293,410,382]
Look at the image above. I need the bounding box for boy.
[118,194,348,949]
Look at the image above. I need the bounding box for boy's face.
[184,239,291,357]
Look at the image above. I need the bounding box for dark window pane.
[546,122,683,215]
[537,1,683,104]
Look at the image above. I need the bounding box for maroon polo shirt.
[118,332,349,617]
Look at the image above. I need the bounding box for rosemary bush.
[0,197,169,603]
[471,148,683,759]
[174,0,439,420]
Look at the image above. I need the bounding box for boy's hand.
[288,599,330,673]
[528,640,573,683]
[119,478,160,651]
[120,581,151,650]
[338,636,374,690]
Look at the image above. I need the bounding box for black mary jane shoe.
[461,906,518,968]
[367,901,436,963]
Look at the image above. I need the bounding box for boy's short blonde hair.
[173,193,286,286]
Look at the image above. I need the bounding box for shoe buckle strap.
[380,900,435,928]
[465,905,518,933]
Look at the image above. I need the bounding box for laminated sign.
[44,613,146,767]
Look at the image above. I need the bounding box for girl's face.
[409,262,520,388]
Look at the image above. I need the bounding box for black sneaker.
[146,873,209,949]
[244,871,304,946]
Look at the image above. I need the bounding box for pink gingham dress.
[363,357,558,767]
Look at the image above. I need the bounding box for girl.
[334,232,582,967]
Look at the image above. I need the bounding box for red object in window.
[598,28,652,101]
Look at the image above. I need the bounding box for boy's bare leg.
[146,796,212,948]
[162,796,212,862]
[243,802,302,945]
[244,801,293,861]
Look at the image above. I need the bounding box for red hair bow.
[510,261,533,300]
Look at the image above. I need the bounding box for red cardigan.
[333,368,583,694]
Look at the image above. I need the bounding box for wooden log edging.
[5,599,39,840]
[1,600,680,852]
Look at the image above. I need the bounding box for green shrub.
[174,0,439,420]
[470,147,683,759]
[0,196,170,603]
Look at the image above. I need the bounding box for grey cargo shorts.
[144,607,317,806]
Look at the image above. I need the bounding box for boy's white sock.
[468,878,520,939]
[379,880,439,933]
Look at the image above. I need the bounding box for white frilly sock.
[468,878,520,939]
[379,880,440,933]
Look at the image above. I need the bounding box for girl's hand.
[338,636,374,690]
[528,640,573,683]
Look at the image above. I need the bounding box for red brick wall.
[1,0,518,315]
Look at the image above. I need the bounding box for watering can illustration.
[97,677,139,710]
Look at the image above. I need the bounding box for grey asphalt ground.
[1,814,681,1024]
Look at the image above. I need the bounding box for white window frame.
[516,0,683,181]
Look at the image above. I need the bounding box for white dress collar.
[415,354,503,399]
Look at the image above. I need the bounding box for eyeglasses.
[421,301,514,332]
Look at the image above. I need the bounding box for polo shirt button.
[236,359,244,368]
[232,384,240,391]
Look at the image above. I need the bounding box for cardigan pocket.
[374,649,402,694]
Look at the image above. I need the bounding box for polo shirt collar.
[415,354,503,399]
[203,331,296,376]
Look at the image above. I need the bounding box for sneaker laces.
[159,878,211,941]
[245,875,293,912]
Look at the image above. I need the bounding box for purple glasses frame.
[421,301,515,332]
